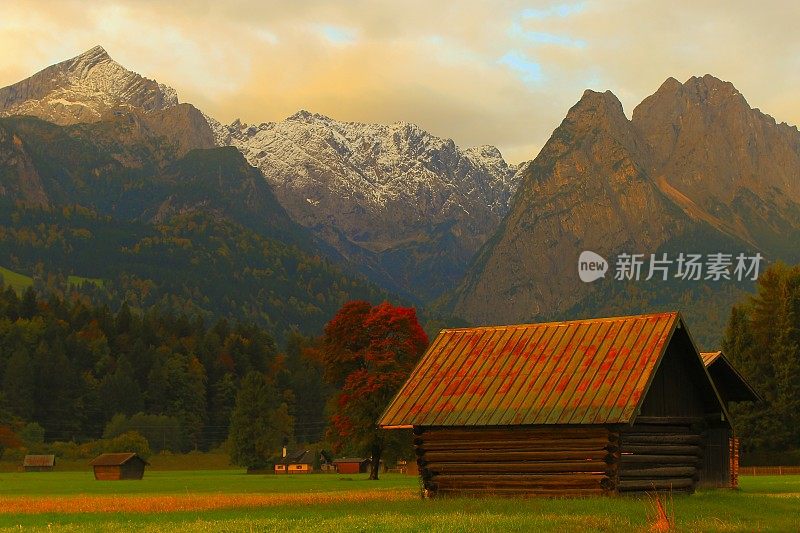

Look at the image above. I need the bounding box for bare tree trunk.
[369,441,382,480]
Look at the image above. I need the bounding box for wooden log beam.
[415,438,615,451]
[422,450,612,463]
[431,479,611,489]
[619,454,700,465]
[618,466,697,478]
[617,477,695,491]
[424,461,613,474]
[623,425,696,434]
[434,487,607,496]
[621,434,703,445]
[621,445,703,456]
[430,473,608,484]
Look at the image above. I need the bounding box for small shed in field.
[700,351,761,488]
[274,449,314,474]
[22,455,55,472]
[333,458,370,474]
[379,312,732,497]
[89,452,148,480]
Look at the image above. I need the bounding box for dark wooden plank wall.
[415,426,618,497]
[698,425,731,487]
[619,418,704,493]
[639,331,714,418]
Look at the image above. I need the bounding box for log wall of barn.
[618,417,704,493]
[414,426,618,497]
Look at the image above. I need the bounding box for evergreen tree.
[723,262,800,454]
[228,371,293,470]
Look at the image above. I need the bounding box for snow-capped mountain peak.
[0,46,178,125]
[209,111,523,299]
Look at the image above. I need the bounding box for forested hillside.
[0,285,323,451]
[0,114,393,340]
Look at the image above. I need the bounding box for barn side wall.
[336,463,362,474]
[698,425,732,488]
[414,426,618,497]
[93,465,122,480]
[619,418,704,493]
[120,460,146,480]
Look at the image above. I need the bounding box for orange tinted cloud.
[1,1,798,163]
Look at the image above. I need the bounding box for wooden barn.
[274,449,314,474]
[379,312,734,497]
[333,457,371,474]
[22,455,55,472]
[89,452,149,480]
[700,351,761,488]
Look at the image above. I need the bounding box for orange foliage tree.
[318,301,427,479]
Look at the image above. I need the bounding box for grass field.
[0,472,798,532]
[0,266,104,293]
[0,265,33,292]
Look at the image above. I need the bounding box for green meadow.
[0,265,33,293]
[0,265,104,293]
[0,471,798,532]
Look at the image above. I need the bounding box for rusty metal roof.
[332,458,369,464]
[22,455,55,467]
[701,351,722,366]
[89,453,149,466]
[379,312,682,428]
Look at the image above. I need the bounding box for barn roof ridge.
[89,452,149,466]
[438,311,680,334]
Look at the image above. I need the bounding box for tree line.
[0,284,319,456]
[722,262,800,462]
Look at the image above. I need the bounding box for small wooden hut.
[333,458,371,474]
[379,312,732,497]
[22,455,55,472]
[274,449,314,474]
[89,452,148,480]
[700,351,761,488]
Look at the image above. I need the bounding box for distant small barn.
[379,312,734,497]
[90,452,149,480]
[274,449,314,474]
[701,351,761,488]
[22,455,55,472]
[333,458,370,474]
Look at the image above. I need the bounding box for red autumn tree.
[319,301,428,480]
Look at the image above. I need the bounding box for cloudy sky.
[1,1,798,162]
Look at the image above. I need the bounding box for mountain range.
[450,75,800,341]
[1,46,521,303]
[2,46,800,344]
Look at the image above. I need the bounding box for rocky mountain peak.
[0,45,179,125]
[72,45,112,67]
[287,109,332,123]
[453,74,800,332]
[564,89,630,135]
